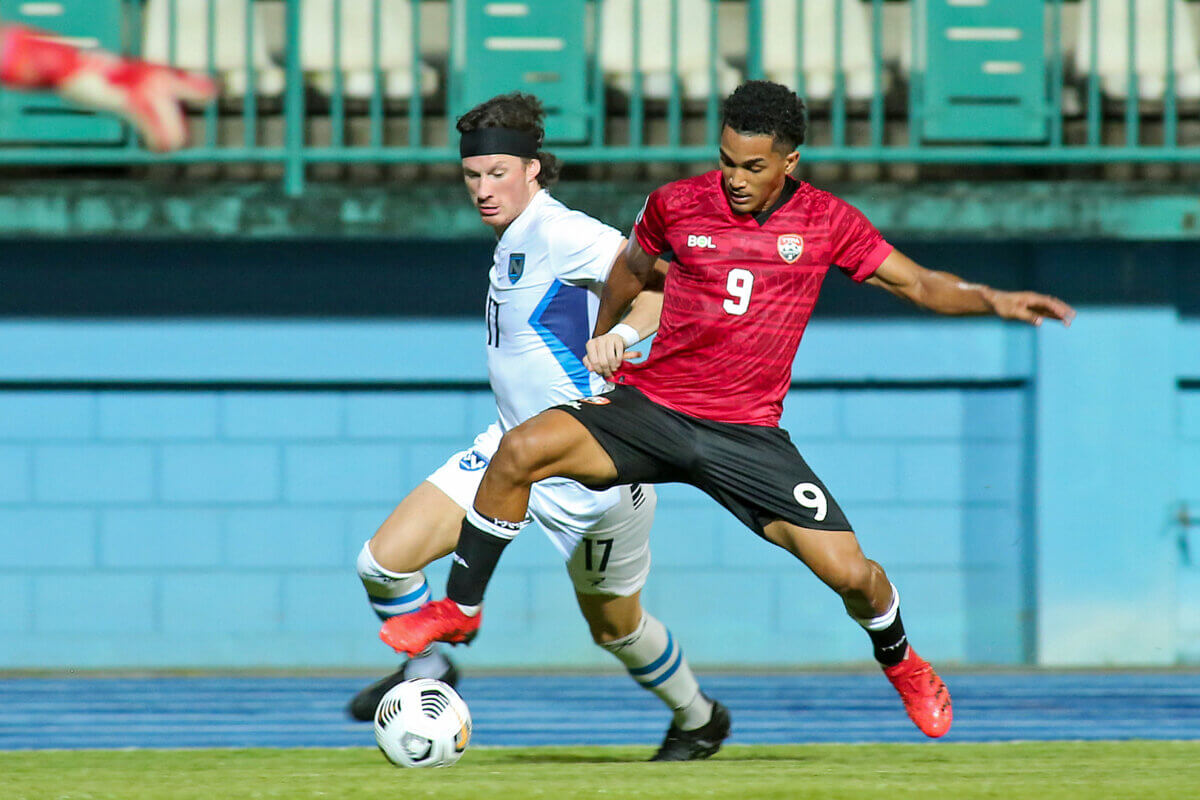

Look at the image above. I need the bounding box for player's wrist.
[608,323,641,348]
[977,285,1001,314]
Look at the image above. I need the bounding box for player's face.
[461,154,541,231]
[718,126,797,215]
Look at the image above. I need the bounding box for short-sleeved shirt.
[484,188,627,523]
[613,171,892,426]
[488,189,625,432]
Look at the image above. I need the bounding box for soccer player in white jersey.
[349,93,731,761]
[0,23,215,151]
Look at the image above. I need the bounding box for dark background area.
[0,238,1194,318]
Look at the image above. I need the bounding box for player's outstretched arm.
[586,240,669,378]
[0,24,216,152]
[866,249,1076,327]
[593,236,660,337]
[584,288,663,379]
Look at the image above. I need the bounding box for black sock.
[867,609,909,667]
[446,515,513,607]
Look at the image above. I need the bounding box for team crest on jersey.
[581,396,611,405]
[459,451,489,471]
[777,234,804,264]
[508,253,526,283]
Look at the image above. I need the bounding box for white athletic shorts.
[426,423,654,596]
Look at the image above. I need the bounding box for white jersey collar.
[498,188,549,247]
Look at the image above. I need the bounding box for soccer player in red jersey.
[0,24,214,151]
[382,81,1077,741]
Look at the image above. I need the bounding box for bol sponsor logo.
[777,234,804,264]
[687,234,717,249]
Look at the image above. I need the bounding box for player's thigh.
[761,519,874,594]
[371,426,501,572]
[488,408,619,487]
[369,481,466,574]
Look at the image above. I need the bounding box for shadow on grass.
[496,749,824,765]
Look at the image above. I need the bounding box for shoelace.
[895,662,940,701]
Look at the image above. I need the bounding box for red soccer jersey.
[614,170,893,426]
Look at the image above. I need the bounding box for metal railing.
[0,1,1196,195]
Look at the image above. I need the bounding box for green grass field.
[2,742,1198,800]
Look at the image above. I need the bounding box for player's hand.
[60,55,216,152]
[988,289,1076,328]
[0,26,216,152]
[583,333,641,379]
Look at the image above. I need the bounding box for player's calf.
[599,612,717,742]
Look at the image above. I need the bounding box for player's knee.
[825,558,876,598]
[357,540,396,586]
[587,613,641,645]
[491,427,548,483]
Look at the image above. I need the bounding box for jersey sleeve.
[828,195,893,282]
[548,212,626,287]
[631,187,671,258]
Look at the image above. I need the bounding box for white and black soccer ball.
[374,678,472,768]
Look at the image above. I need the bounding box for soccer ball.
[373,678,472,768]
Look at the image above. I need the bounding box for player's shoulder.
[650,170,721,206]
[643,170,723,225]
[529,192,618,240]
[783,180,859,224]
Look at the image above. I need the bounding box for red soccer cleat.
[380,598,481,657]
[882,646,953,738]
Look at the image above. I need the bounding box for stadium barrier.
[0,1,1197,194]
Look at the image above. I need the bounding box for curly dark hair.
[456,92,561,187]
[721,81,807,152]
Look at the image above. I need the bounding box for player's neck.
[492,186,541,238]
[750,177,791,216]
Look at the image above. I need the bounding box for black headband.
[459,127,539,159]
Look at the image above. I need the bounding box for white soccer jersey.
[482,188,627,531]
[486,189,623,430]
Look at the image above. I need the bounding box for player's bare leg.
[577,590,731,760]
[477,409,620,520]
[348,482,465,721]
[370,482,464,572]
[380,409,618,654]
[763,520,952,737]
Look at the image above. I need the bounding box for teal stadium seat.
[453,0,590,143]
[916,0,1047,142]
[0,0,125,144]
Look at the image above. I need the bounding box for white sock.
[601,612,713,730]
[403,646,452,679]
[356,541,447,666]
[356,541,431,619]
[851,582,899,631]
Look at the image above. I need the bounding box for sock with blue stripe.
[601,612,712,730]
[355,541,448,675]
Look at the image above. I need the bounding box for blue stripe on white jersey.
[529,280,593,397]
[486,189,625,433]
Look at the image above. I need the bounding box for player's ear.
[784,149,800,175]
[526,156,542,184]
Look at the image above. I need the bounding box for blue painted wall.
[0,315,1193,670]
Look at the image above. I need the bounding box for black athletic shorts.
[555,384,852,537]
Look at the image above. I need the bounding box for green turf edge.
[1,741,1198,800]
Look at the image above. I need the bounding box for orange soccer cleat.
[882,646,953,738]
[380,598,481,657]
